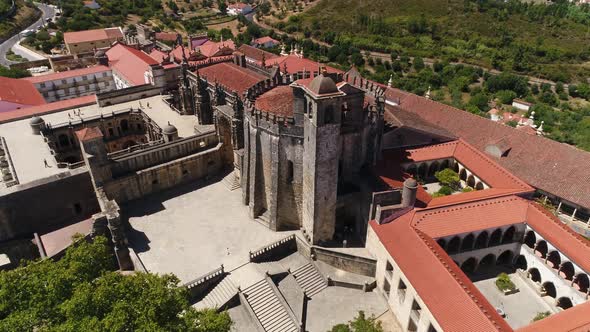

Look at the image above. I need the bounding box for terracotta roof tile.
[254,85,293,117]
[413,196,529,238]
[516,300,590,332]
[0,77,45,107]
[198,62,266,94]
[106,43,158,86]
[0,95,96,124]
[388,93,590,210]
[237,44,279,63]
[370,217,513,332]
[75,126,103,141]
[253,36,279,45]
[64,27,123,44]
[265,54,343,75]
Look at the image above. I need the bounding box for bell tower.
[298,72,344,244]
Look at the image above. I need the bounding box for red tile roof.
[149,49,169,63]
[237,44,279,63]
[516,300,590,332]
[23,65,111,84]
[254,85,294,117]
[373,190,590,331]
[75,126,103,141]
[0,77,45,106]
[265,54,343,75]
[253,36,280,45]
[198,62,266,94]
[370,217,513,332]
[387,93,590,210]
[197,40,235,58]
[106,43,158,86]
[526,202,590,273]
[155,32,177,41]
[64,27,123,44]
[413,196,529,238]
[0,95,96,124]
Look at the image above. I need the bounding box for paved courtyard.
[472,272,554,329]
[124,178,295,283]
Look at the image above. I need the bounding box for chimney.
[401,178,418,208]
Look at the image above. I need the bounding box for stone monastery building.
[0,36,590,331]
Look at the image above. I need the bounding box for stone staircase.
[243,279,299,332]
[194,277,237,310]
[256,210,271,228]
[292,263,328,297]
[222,172,240,191]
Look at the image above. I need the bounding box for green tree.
[413,56,425,71]
[329,311,383,332]
[0,236,231,332]
[435,168,460,189]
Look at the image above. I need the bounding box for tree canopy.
[0,236,231,332]
[329,311,384,332]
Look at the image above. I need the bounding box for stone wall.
[104,141,223,203]
[0,168,99,241]
[96,84,161,107]
[312,247,377,277]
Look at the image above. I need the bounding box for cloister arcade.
[435,224,589,311]
[402,158,489,191]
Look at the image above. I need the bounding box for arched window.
[440,160,449,170]
[474,231,489,249]
[542,281,557,298]
[461,233,475,251]
[489,229,502,247]
[459,168,467,181]
[523,230,536,249]
[574,274,589,293]
[428,161,439,178]
[461,258,477,274]
[514,255,527,270]
[447,236,461,254]
[406,164,417,177]
[560,261,575,281]
[502,226,515,244]
[324,105,335,124]
[535,240,548,259]
[418,164,428,179]
[475,182,484,190]
[479,254,496,270]
[547,251,561,269]
[497,250,513,266]
[287,160,294,183]
[556,297,573,310]
[467,175,476,188]
[528,268,541,282]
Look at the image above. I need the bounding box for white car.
[21,30,34,37]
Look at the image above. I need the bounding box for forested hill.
[283,0,590,83]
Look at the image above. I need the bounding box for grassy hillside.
[278,0,590,82]
[0,0,39,41]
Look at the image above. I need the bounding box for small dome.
[309,74,338,95]
[404,178,418,188]
[163,123,178,134]
[29,116,44,125]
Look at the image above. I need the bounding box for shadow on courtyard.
[122,176,225,254]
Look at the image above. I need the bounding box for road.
[0,2,55,67]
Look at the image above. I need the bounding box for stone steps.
[243,279,299,332]
[194,277,237,310]
[256,210,271,228]
[292,263,328,297]
[222,172,240,191]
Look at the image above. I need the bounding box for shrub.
[495,90,517,104]
[462,187,474,192]
[495,273,516,291]
[435,168,459,189]
[533,312,551,322]
[438,185,453,196]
